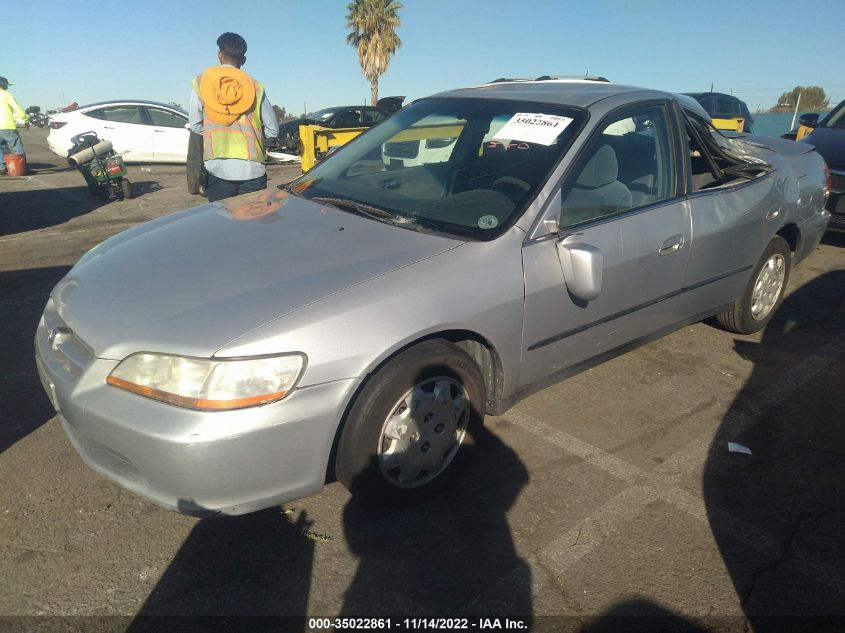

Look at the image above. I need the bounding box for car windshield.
[306,108,343,122]
[292,97,584,240]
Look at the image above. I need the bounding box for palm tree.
[345,0,402,106]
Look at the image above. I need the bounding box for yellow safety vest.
[192,75,266,162]
[0,89,27,130]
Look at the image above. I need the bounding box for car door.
[92,105,153,161]
[520,101,692,388]
[144,107,189,162]
[679,109,778,317]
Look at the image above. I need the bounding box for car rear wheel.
[714,236,791,334]
[335,340,485,505]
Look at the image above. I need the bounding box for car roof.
[432,79,703,114]
[77,100,186,112]
[431,78,712,121]
[684,91,743,102]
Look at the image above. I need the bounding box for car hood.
[51,190,461,360]
[801,127,845,171]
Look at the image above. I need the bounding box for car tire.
[121,178,133,199]
[714,236,791,335]
[335,340,486,505]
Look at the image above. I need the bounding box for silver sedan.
[35,79,831,515]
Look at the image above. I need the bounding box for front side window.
[98,106,144,124]
[146,108,187,128]
[560,104,675,227]
[293,97,584,240]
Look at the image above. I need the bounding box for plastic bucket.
[3,154,26,177]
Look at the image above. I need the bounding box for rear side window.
[146,108,187,128]
[363,109,386,124]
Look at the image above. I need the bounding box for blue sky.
[2,0,843,115]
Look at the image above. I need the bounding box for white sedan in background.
[47,100,190,163]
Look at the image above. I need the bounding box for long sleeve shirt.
[0,88,27,130]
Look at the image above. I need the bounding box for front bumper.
[35,303,358,516]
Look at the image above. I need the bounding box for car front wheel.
[714,235,791,334]
[335,340,485,504]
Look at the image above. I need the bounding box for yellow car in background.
[684,92,754,133]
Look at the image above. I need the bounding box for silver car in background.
[35,79,831,515]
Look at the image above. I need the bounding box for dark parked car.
[272,97,405,154]
[790,100,845,232]
[684,92,754,133]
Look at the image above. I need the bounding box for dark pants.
[206,173,267,202]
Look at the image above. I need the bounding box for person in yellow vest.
[0,76,28,175]
[189,33,278,202]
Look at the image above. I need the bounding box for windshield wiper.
[309,196,404,223]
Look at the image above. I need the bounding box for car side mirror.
[798,113,819,128]
[557,238,603,302]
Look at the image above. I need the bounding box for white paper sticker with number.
[493,113,574,146]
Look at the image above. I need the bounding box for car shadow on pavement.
[579,598,711,632]
[0,266,70,454]
[338,423,531,618]
[703,270,845,631]
[0,186,111,236]
[126,422,530,630]
[126,507,315,633]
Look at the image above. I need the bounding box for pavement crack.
[534,555,586,625]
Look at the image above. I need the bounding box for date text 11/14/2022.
[307,617,529,630]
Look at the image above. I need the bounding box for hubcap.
[377,377,470,488]
[750,254,786,321]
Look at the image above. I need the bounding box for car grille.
[830,172,845,192]
[383,140,419,159]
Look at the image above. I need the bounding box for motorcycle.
[25,106,49,128]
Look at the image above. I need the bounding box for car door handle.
[659,234,684,256]
[766,208,781,220]
[103,126,115,130]
[153,129,166,133]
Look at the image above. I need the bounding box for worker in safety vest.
[0,76,28,175]
[189,32,278,202]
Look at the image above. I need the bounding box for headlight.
[106,352,306,410]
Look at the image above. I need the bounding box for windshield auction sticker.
[494,113,574,146]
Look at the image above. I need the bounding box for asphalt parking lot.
[1,128,845,632]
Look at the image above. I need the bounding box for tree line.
[769,86,831,113]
